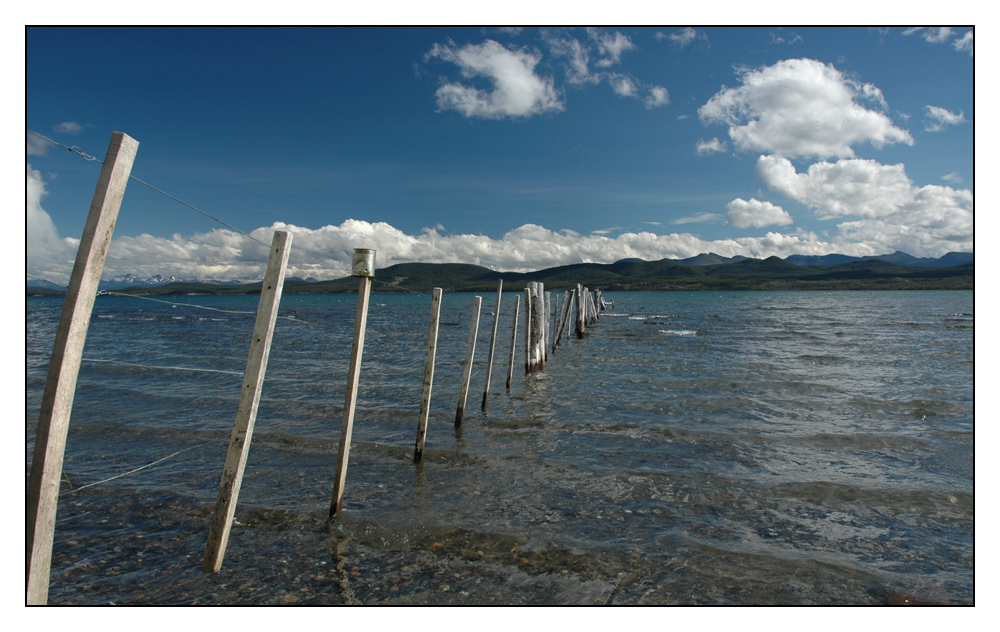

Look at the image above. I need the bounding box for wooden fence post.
[455,296,482,428]
[202,230,293,571]
[575,283,586,338]
[480,280,503,412]
[553,289,572,352]
[505,294,520,390]
[328,249,376,517]
[26,132,139,604]
[523,286,531,372]
[544,290,551,362]
[414,288,443,463]
[525,282,545,373]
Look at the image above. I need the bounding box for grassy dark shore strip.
[27,258,973,296]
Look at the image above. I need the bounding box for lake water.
[25,290,974,605]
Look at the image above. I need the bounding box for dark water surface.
[26,290,974,604]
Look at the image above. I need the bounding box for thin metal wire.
[100,291,257,315]
[27,129,268,247]
[27,130,102,162]
[26,274,68,288]
[125,175,269,247]
[99,291,323,326]
[82,357,244,376]
[59,442,211,496]
[31,276,323,329]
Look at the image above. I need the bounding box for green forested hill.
[52,255,971,297]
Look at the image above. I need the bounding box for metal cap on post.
[352,248,376,277]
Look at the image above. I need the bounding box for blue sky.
[26,26,974,283]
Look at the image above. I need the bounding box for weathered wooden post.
[328,248,376,517]
[480,280,503,412]
[26,132,139,604]
[414,288,443,463]
[553,289,572,352]
[455,296,482,428]
[523,286,531,372]
[525,282,545,373]
[575,283,586,338]
[202,231,294,570]
[505,294,520,390]
[543,290,551,362]
[551,291,560,348]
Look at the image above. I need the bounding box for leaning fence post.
[26,132,139,604]
[202,230,293,571]
[328,248,376,517]
[575,283,585,338]
[455,296,482,428]
[553,289,572,352]
[481,280,503,412]
[505,294,520,390]
[414,288,443,463]
[524,288,535,373]
[543,289,550,362]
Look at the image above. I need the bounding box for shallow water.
[26,290,974,604]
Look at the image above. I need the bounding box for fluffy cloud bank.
[756,155,973,256]
[29,210,933,287]
[698,58,913,159]
[696,57,972,258]
[26,164,79,283]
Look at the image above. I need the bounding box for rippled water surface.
[26,290,974,604]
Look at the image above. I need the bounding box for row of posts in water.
[414,279,609,464]
[23,132,615,602]
[205,247,612,573]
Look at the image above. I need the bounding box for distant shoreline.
[26,256,973,296]
[27,278,973,297]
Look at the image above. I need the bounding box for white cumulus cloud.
[644,86,670,109]
[726,198,793,229]
[904,27,973,56]
[696,138,727,155]
[587,28,635,67]
[669,27,696,47]
[756,155,973,256]
[543,29,667,108]
[26,165,79,284]
[924,105,966,132]
[609,73,638,97]
[904,27,954,44]
[31,213,944,286]
[545,34,595,85]
[953,31,973,56]
[426,39,564,119]
[698,58,913,159]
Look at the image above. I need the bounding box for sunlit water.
[26,290,973,604]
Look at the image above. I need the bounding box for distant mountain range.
[26,251,973,295]
[635,250,972,268]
